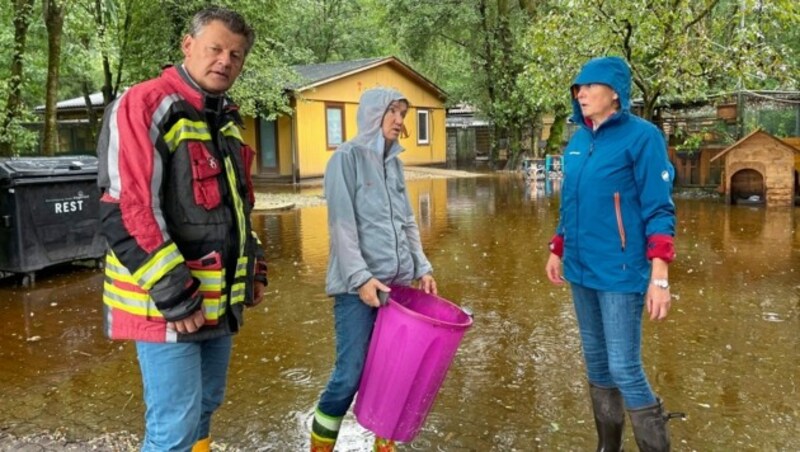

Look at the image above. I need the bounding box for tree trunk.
[94,0,114,104]
[113,0,133,101]
[0,0,36,157]
[42,0,66,156]
[641,96,657,122]
[82,80,99,145]
[506,125,522,170]
[478,0,498,165]
[545,111,567,155]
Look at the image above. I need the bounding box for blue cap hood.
[571,56,631,120]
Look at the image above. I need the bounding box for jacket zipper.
[383,161,401,283]
[573,138,594,284]
[613,192,626,251]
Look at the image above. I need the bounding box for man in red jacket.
[96,6,266,452]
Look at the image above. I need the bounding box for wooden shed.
[710,129,799,206]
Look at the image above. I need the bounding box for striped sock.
[312,407,343,443]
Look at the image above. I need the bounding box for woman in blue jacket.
[545,56,682,451]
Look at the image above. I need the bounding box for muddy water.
[0,175,798,451]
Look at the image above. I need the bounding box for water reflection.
[0,175,797,450]
[524,176,561,200]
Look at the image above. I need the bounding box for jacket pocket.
[613,192,626,251]
[188,142,222,210]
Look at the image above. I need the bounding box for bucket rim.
[385,295,473,329]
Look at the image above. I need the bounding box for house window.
[326,104,345,149]
[417,109,430,145]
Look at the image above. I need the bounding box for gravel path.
[0,430,141,452]
[0,430,247,451]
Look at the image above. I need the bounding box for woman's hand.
[647,258,670,320]
[646,284,671,320]
[545,253,565,285]
[418,273,437,295]
[358,278,390,307]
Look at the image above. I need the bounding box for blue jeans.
[317,293,378,417]
[136,335,232,452]
[571,283,656,409]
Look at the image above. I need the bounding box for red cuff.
[647,234,675,263]
[255,259,268,276]
[549,234,564,258]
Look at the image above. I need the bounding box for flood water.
[0,174,798,451]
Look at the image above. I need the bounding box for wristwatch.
[651,278,670,290]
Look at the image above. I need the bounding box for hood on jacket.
[570,56,631,122]
[352,87,408,154]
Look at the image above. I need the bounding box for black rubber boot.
[589,383,625,452]
[628,398,685,452]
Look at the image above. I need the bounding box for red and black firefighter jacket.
[96,65,267,343]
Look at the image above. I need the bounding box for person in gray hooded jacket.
[310,87,436,452]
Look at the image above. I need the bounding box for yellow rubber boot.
[310,431,336,451]
[373,436,396,452]
[192,437,211,452]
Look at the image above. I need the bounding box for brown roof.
[709,129,800,162]
[291,56,447,101]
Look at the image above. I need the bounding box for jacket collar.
[165,65,242,125]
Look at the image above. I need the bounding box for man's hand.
[168,309,205,334]
[250,281,266,307]
[545,253,565,285]
[358,278,390,307]
[418,273,437,295]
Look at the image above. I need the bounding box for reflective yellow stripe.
[103,278,225,320]
[191,268,224,320]
[230,282,246,305]
[164,119,212,152]
[105,256,137,283]
[235,257,248,278]
[192,270,223,292]
[251,230,262,246]
[202,297,222,320]
[223,155,247,257]
[105,252,232,320]
[220,122,243,142]
[129,244,184,290]
[103,280,162,317]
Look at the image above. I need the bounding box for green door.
[259,119,278,173]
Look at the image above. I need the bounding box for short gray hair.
[188,6,255,55]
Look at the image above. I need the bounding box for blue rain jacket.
[324,88,433,296]
[556,56,675,293]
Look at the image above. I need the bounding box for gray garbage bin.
[0,156,105,284]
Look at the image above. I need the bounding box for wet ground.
[0,174,798,451]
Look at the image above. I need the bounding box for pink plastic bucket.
[353,286,473,442]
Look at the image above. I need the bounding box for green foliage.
[744,107,800,137]
[521,0,800,120]
[674,128,704,157]
[271,0,390,64]
[1,0,798,155]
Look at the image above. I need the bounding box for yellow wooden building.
[239,56,448,181]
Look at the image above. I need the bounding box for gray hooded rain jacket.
[324,88,433,296]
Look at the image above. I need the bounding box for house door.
[259,119,278,173]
